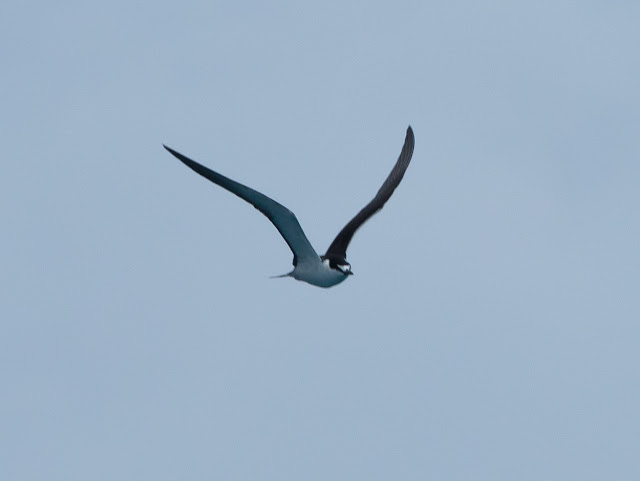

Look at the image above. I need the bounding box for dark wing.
[164,145,319,265]
[324,126,415,262]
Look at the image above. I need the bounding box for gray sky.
[2,1,639,479]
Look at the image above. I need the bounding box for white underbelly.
[292,262,349,288]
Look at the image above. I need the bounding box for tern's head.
[323,257,354,276]
[336,262,353,275]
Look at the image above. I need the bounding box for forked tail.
[269,271,293,279]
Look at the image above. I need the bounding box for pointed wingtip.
[405,125,415,146]
[163,144,176,154]
[163,144,190,165]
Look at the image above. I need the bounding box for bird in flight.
[164,126,415,288]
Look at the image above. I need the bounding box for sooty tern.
[164,126,415,288]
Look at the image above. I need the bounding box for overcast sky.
[2,1,639,479]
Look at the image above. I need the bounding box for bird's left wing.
[164,145,319,266]
[324,126,415,262]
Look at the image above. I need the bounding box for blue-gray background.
[2,1,639,479]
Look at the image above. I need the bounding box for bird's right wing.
[164,145,319,266]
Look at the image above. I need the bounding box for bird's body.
[286,258,350,288]
[164,126,415,288]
